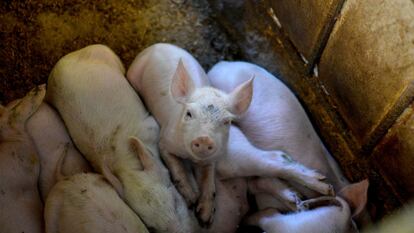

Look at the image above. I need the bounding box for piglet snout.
[191,136,216,158]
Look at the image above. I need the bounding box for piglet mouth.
[189,151,219,164]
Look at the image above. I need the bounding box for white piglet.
[246,196,358,233]
[208,61,348,190]
[45,173,149,233]
[208,61,369,231]
[127,43,254,226]
[46,44,197,233]
[45,153,149,233]
[0,85,45,233]
[27,102,92,202]
[247,178,369,233]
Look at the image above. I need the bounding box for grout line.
[308,0,348,74]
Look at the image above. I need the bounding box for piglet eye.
[186,111,192,118]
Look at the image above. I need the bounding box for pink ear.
[338,179,369,218]
[228,77,254,115]
[171,59,195,103]
[129,136,155,170]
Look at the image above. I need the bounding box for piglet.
[246,195,358,233]
[46,44,197,233]
[27,102,92,202]
[0,85,45,233]
[208,61,369,223]
[127,43,254,226]
[247,180,369,233]
[208,61,347,189]
[45,152,149,233]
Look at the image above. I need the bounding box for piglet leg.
[217,126,334,196]
[248,177,301,211]
[298,196,342,211]
[159,145,199,206]
[195,163,216,227]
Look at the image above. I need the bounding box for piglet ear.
[338,179,369,218]
[5,99,20,110]
[129,136,155,170]
[10,84,46,124]
[228,77,254,115]
[54,143,70,182]
[171,59,195,103]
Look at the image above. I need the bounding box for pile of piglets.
[0,43,369,233]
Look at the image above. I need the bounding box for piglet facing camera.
[127,43,254,227]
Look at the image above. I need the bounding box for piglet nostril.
[195,143,200,147]
[208,146,212,150]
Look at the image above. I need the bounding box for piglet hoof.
[301,172,335,196]
[306,170,326,181]
[183,189,199,207]
[316,173,327,181]
[195,199,215,228]
[284,191,302,211]
[174,180,199,207]
[317,183,335,196]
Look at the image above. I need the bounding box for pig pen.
[1,0,414,232]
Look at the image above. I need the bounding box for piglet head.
[122,136,197,233]
[171,59,253,163]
